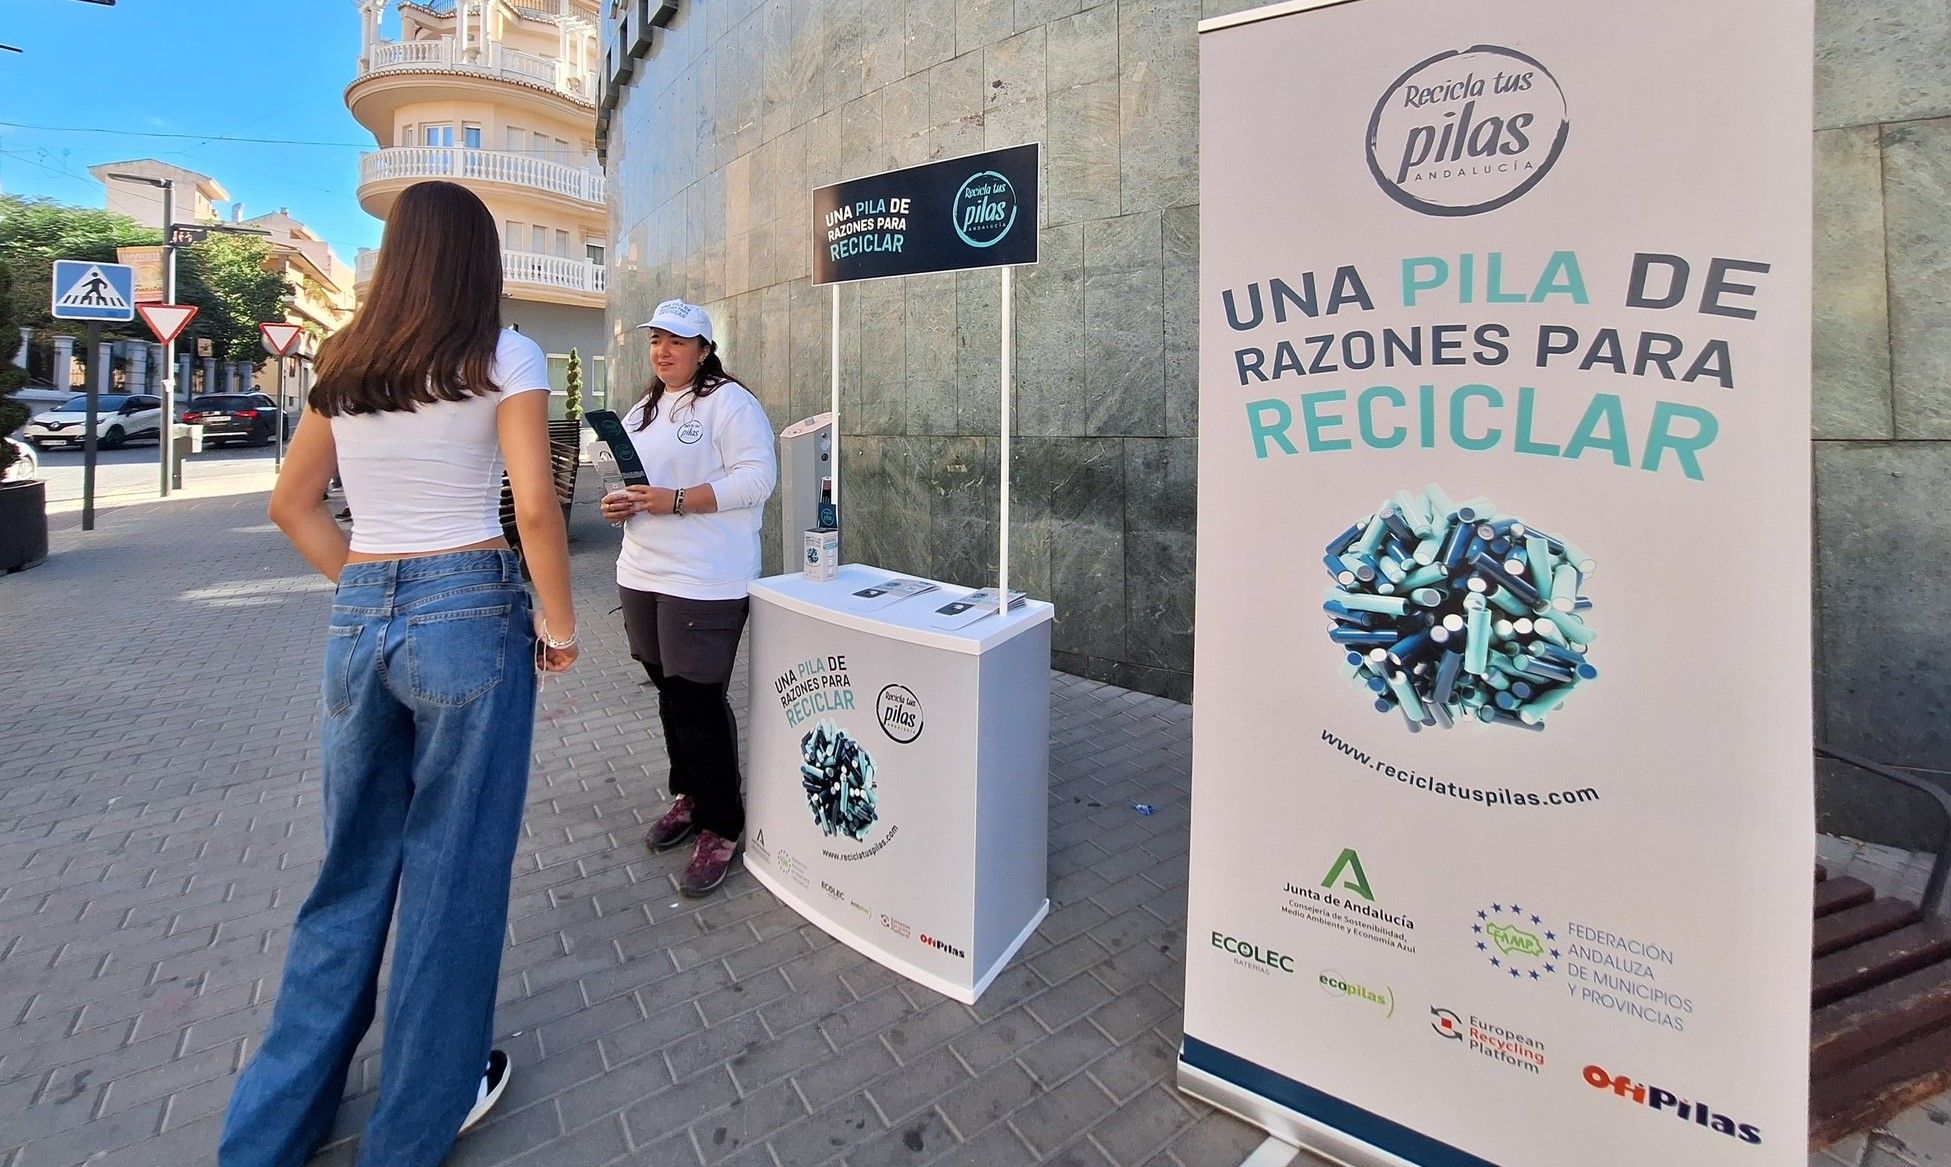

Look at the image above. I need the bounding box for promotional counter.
[743,563,1053,1003]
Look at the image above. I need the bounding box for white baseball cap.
[636,298,714,343]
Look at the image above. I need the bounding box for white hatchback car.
[23,393,164,450]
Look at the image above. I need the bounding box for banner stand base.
[1240,1136,1304,1167]
[1176,1055,1424,1167]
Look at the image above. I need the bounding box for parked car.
[180,393,291,447]
[2,437,37,482]
[22,394,163,450]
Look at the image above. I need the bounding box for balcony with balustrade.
[355,247,606,309]
[347,34,599,135]
[357,146,606,219]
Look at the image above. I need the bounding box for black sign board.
[810,143,1039,286]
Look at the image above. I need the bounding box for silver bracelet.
[541,622,579,650]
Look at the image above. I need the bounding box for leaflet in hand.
[928,588,1027,629]
[584,409,649,488]
[846,577,939,611]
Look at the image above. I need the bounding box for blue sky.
[1,0,396,260]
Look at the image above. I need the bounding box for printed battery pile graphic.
[800,720,879,839]
[1324,485,1598,731]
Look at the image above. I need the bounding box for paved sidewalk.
[5,479,1949,1167]
[0,480,1270,1167]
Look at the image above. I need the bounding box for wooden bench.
[1810,744,1951,1148]
[498,417,583,564]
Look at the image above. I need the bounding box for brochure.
[928,588,1027,629]
[846,577,940,611]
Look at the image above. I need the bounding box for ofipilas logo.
[1319,969,1395,1017]
[919,933,966,959]
[1366,45,1570,216]
[952,171,1018,248]
[1583,1064,1761,1144]
[1210,931,1295,975]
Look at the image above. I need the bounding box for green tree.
[0,195,153,339]
[177,234,290,361]
[0,194,292,362]
[0,259,30,479]
[564,347,583,420]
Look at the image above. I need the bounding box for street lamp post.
[107,172,178,497]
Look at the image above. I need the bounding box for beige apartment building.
[348,0,609,415]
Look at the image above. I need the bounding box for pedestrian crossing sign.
[51,260,137,322]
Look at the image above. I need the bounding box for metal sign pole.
[829,283,840,512]
[275,356,286,471]
[998,265,1012,613]
[158,182,175,497]
[81,321,102,532]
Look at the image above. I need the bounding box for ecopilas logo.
[1366,45,1570,217]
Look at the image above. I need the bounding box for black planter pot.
[0,479,48,573]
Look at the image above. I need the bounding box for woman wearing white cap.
[599,299,777,896]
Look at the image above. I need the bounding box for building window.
[586,241,606,267]
[424,124,454,147]
[555,230,570,258]
[504,124,524,153]
[463,123,482,149]
[504,220,521,248]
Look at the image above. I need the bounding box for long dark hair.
[310,181,502,416]
[633,341,739,429]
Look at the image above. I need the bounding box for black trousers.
[620,588,747,839]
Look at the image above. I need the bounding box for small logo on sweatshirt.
[677,419,704,444]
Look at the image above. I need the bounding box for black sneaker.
[458,1049,510,1136]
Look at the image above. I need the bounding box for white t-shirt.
[334,329,551,553]
[614,380,778,600]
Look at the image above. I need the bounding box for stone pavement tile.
[935,1059,1042,1138]
[864,1045,974,1123]
[843,1107,961,1167]
[764,1090,887,1166]
[1167,1110,1271,1167]
[445,1097,565,1166]
[1009,1071,1121,1157]
[1086,1084,1199,1165]
[793,1034,902,1111]
[693,1076,807,1164]
[921,1120,1037,1167]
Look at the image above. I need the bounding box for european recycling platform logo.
[800,719,879,840]
[1325,483,1598,732]
[952,170,1018,249]
[1472,901,1560,983]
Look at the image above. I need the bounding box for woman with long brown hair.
[599,299,776,897]
[219,181,577,1167]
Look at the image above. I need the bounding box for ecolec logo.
[1210,931,1295,975]
[1366,45,1570,217]
[952,170,1018,248]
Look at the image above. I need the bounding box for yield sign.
[136,303,198,344]
[259,321,304,357]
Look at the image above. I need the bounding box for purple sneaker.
[645,795,696,852]
[679,830,738,898]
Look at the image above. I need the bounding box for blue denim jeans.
[220,550,536,1167]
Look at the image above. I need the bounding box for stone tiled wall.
[608,0,1203,699]
[609,0,1951,737]
[1812,0,1951,769]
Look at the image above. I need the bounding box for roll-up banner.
[1182,2,1813,1165]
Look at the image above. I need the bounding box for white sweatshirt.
[614,380,778,600]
